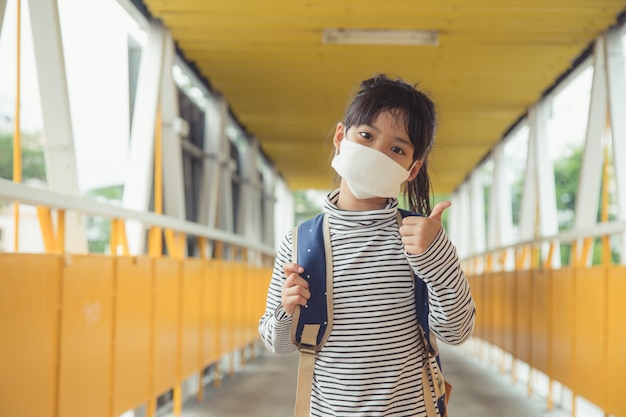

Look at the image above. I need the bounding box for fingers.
[283,262,304,276]
[429,200,451,220]
[400,202,450,255]
[281,263,310,315]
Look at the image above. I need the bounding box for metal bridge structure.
[1,1,625,416]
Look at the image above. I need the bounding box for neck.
[336,182,389,211]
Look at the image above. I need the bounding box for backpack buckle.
[298,323,321,355]
[298,343,317,355]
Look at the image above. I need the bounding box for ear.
[407,160,423,182]
[333,123,345,152]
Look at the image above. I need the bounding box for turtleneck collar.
[322,189,399,230]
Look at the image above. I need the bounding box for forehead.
[369,110,408,133]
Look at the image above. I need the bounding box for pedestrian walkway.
[170,342,570,417]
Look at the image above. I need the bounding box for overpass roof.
[140,0,625,193]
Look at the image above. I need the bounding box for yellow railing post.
[213,240,224,389]
[56,210,65,253]
[37,207,57,253]
[543,241,555,411]
[12,0,22,253]
[229,245,237,377]
[196,237,208,402]
[146,104,164,417]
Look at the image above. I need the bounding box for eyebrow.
[364,123,414,149]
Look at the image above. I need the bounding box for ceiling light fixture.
[322,28,439,46]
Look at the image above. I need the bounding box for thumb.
[429,201,451,221]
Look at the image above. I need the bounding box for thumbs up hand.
[399,201,451,255]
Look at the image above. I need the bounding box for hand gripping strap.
[289,214,334,350]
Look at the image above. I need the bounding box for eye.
[391,146,406,155]
[359,131,373,141]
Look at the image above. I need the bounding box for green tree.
[294,189,325,225]
[553,146,581,265]
[551,145,617,265]
[0,134,46,182]
[553,146,582,232]
[84,185,124,253]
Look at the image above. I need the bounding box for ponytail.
[404,159,432,215]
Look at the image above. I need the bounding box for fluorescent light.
[323,28,438,46]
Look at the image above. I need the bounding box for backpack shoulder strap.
[397,208,449,417]
[289,213,333,417]
[397,209,433,348]
[289,213,334,350]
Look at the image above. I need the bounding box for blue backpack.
[289,210,450,417]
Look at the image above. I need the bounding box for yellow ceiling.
[142,0,625,194]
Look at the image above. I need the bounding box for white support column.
[447,189,460,254]
[198,97,234,239]
[236,145,250,238]
[122,20,165,254]
[487,157,498,252]
[519,119,536,248]
[605,27,626,261]
[530,102,560,267]
[262,166,277,251]
[28,0,86,252]
[488,144,514,263]
[250,142,263,256]
[238,138,262,261]
[220,133,235,239]
[470,170,487,257]
[273,178,294,250]
[456,181,471,259]
[575,38,607,265]
[160,30,186,221]
[198,99,223,230]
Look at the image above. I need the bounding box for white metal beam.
[574,38,608,265]
[250,141,262,248]
[198,96,235,258]
[198,97,227,231]
[487,156,498,251]
[457,181,471,259]
[198,100,219,229]
[530,102,561,267]
[470,170,487,256]
[0,179,275,256]
[575,39,607,231]
[273,178,294,250]
[488,144,514,255]
[262,166,277,251]
[28,0,86,252]
[237,138,262,260]
[219,131,235,239]
[160,30,186,221]
[519,119,536,246]
[447,189,459,253]
[605,26,626,261]
[122,20,165,254]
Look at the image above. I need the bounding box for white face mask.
[331,139,415,199]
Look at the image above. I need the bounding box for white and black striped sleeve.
[407,227,476,345]
[258,230,299,354]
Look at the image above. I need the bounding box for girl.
[259,74,475,417]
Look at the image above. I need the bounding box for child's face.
[334,110,422,179]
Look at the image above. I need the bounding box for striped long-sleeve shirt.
[259,190,475,417]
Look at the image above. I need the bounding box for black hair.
[342,74,437,214]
